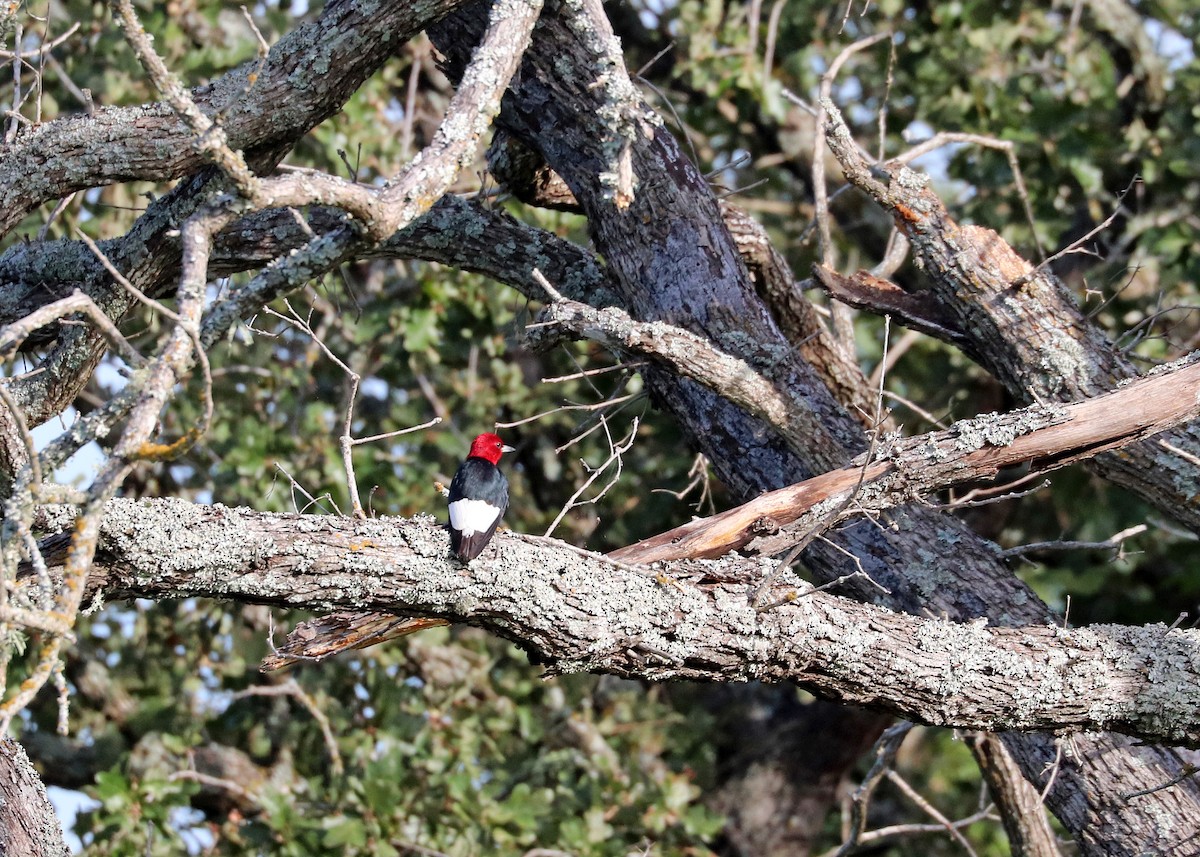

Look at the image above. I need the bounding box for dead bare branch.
[613,354,1200,563]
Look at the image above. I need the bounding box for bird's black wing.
[447,458,510,562]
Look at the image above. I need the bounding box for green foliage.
[79,769,200,856]
[65,624,721,856]
[8,0,1200,854]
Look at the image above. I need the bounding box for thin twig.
[36,190,76,241]
[400,38,425,160]
[265,302,369,517]
[495,392,642,431]
[650,452,715,516]
[877,36,897,161]
[635,40,675,77]
[0,21,79,59]
[111,0,259,195]
[78,223,216,441]
[5,22,22,144]
[810,32,891,350]
[879,389,949,430]
[894,130,1046,261]
[816,34,893,229]
[832,722,913,857]
[353,417,443,448]
[1159,439,1200,468]
[543,416,639,538]
[237,6,271,73]
[886,769,982,857]
[541,361,646,385]
[762,0,786,90]
[231,678,344,776]
[847,809,996,851]
[1120,764,1200,800]
[1010,178,1138,287]
[271,462,341,516]
[169,770,260,806]
[939,475,1050,510]
[1038,740,1064,805]
[1000,524,1146,560]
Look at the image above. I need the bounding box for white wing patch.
[448,498,502,537]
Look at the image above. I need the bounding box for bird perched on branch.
[448,432,515,562]
[261,433,516,671]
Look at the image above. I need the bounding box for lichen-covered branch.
[0,0,546,731]
[110,0,260,197]
[21,496,1200,750]
[0,0,475,474]
[0,0,471,236]
[527,293,841,458]
[429,3,1200,847]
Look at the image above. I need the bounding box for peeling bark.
[426,2,1200,851]
[821,101,1200,535]
[610,353,1200,563]
[0,0,1193,852]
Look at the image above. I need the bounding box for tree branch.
[0,739,69,857]
[433,4,1200,846]
[968,733,1063,857]
[812,263,974,355]
[820,97,1200,536]
[23,497,1200,749]
[531,300,1200,559]
[526,292,840,460]
[600,352,1200,562]
[0,0,471,236]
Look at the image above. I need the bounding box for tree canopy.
[0,0,1198,855]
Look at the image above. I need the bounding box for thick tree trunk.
[0,1,1189,853]
[0,740,70,857]
[429,2,1200,853]
[701,693,889,856]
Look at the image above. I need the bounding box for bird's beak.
[502,444,516,453]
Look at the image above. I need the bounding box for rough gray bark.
[0,739,70,857]
[969,734,1065,857]
[0,0,1191,852]
[0,0,468,235]
[24,497,1200,748]
[821,102,1200,536]
[0,0,470,491]
[427,3,1200,852]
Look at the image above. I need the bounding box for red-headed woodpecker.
[448,433,515,562]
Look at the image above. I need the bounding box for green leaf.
[93,769,130,802]
[322,817,368,849]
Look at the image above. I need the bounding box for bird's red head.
[468,433,514,465]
